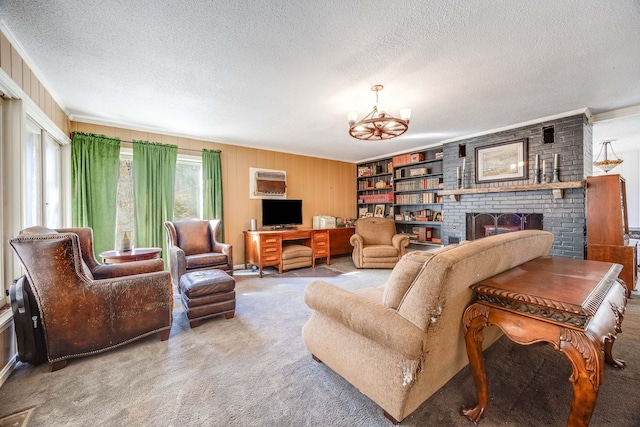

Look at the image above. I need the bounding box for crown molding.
[439,108,590,145]
[68,114,224,144]
[0,68,70,144]
[590,104,640,123]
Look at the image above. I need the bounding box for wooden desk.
[244,227,355,277]
[100,247,162,264]
[461,257,627,427]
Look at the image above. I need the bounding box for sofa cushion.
[382,245,461,309]
[396,230,554,331]
[362,245,399,258]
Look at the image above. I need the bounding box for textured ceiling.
[1,0,639,162]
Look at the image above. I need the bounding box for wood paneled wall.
[0,31,70,135]
[71,122,357,265]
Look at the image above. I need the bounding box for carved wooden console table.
[461,257,627,427]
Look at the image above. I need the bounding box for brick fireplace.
[466,213,543,241]
[441,113,592,258]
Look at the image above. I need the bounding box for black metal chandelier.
[348,85,411,141]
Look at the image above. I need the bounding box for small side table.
[100,247,162,264]
[461,256,627,427]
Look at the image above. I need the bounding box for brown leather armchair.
[164,219,233,289]
[10,227,173,371]
[56,227,164,279]
[350,217,409,268]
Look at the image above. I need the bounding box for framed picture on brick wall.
[475,139,528,183]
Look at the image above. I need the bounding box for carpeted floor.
[0,255,638,426]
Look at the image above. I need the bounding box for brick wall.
[442,114,592,258]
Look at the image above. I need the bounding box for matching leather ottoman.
[179,269,236,328]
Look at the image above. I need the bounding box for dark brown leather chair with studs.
[56,227,165,279]
[9,226,173,371]
[164,219,233,289]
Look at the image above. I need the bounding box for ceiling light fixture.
[593,140,623,173]
[348,85,411,140]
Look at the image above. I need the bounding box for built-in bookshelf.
[356,157,394,218]
[355,147,444,248]
[392,148,444,247]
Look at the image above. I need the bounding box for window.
[24,117,63,228]
[174,156,202,220]
[115,151,202,245]
[44,134,61,228]
[24,119,42,227]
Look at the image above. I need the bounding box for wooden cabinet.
[328,227,355,255]
[586,174,638,293]
[311,230,330,266]
[244,233,282,276]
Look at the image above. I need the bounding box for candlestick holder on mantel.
[532,168,540,184]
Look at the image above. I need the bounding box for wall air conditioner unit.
[249,167,287,199]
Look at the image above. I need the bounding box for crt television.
[262,199,303,228]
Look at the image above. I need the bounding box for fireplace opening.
[466,213,543,241]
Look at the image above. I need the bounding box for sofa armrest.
[304,280,425,360]
[392,234,410,250]
[213,241,232,257]
[349,234,363,248]
[92,259,165,279]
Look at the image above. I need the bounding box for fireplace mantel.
[438,181,585,201]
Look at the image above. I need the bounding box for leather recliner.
[9,226,173,371]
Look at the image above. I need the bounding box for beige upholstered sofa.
[350,217,410,269]
[302,230,554,423]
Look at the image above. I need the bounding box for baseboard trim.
[0,354,18,386]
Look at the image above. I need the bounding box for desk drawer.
[261,236,281,245]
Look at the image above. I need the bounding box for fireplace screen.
[466,213,543,241]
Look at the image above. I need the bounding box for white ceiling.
[1,0,639,162]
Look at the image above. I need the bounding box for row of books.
[394,178,442,191]
[358,192,393,204]
[395,192,441,204]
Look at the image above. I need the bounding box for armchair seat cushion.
[362,245,399,258]
[186,253,228,269]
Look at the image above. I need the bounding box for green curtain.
[132,141,178,268]
[202,149,225,241]
[71,132,121,259]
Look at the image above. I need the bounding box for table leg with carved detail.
[461,295,626,427]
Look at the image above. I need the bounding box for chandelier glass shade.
[593,140,623,173]
[348,85,411,140]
